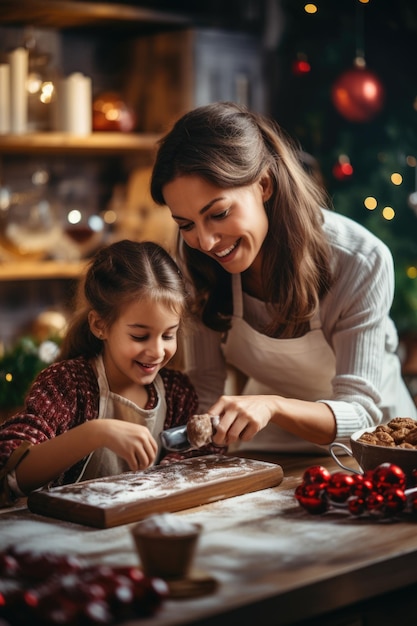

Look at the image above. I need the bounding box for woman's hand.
[209,395,275,445]
[209,394,337,447]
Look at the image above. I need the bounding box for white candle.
[8,47,28,134]
[0,63,10,134]
[62,72,92,135]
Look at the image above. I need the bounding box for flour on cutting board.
[32,455,276,507]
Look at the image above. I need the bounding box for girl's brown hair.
[58,239,188,361]
[150,102,333,338]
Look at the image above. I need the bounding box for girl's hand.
[208,395,275,446]
[96,419,158,470]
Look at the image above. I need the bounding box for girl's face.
[163,174,271,274]
[91,297,180,393]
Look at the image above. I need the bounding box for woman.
[150,101,416,454]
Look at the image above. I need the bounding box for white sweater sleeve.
[318,215,416,435]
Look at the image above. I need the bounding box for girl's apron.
[78,355,167,481]
[221,274,336,453]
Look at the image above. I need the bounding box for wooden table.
[1,451,417,626]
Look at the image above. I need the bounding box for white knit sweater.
[182,209,416,440]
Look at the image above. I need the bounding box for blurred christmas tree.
[273,0,417,334]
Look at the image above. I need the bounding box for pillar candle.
[9,47,28,134]
[0,63,10,134]
[62,72,92,135]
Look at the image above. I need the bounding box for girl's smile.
[92,297,180,396]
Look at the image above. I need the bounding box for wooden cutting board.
[27,455,283,528]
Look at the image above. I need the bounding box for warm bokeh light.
[358,0,370,4]
[382,206,395,220]
[406,155,417,167]
[390,173,403,185]
[364,196,377,210]
[103,209,117,225]
[304,4,318,14]
[67,209,82,225]
[407,266,417,279]
[5,373,12,382]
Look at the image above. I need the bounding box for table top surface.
[1,451,417,626]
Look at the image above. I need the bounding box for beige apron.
[222,274,336,453]
[78,355,167,481]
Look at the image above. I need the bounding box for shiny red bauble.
[350,474,373,499]
[372,463,407,492]
[382,487,407,516]
[326,472,355,503]
[302,465,331,487]
[347,495,366,517]
[331,64,384,122]
[295,483,329,515]
[295,462,414,521]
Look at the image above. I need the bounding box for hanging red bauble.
[331,61,385,123]
[292,58,311,75]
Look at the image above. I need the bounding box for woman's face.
[163,174,271,274]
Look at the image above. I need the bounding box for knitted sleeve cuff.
[0,441,32,507]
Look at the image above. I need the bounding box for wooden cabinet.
[0,1,265,346]
[0,1,190,345]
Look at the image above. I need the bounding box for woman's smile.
[163,175,269,274]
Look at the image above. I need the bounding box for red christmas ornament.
[295,483,329,515]
[382,488,407,516]
[331,61,384,123]
[372,463,406,492]
[350,474,373,498]
[347,495,366,516]
[292,58,311,75]
[327,472,355,503]
[302,465,331,487]
[365,491,385,515]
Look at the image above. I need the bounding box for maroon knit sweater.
[0,356,224,499]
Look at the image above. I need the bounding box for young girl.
[0,240,222,506]
[150,101,417,454]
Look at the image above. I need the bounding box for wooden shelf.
[0,132,162,156]
[0,260,87,281]
[0,1,190,30]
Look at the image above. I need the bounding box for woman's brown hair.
[150,102,332,338]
